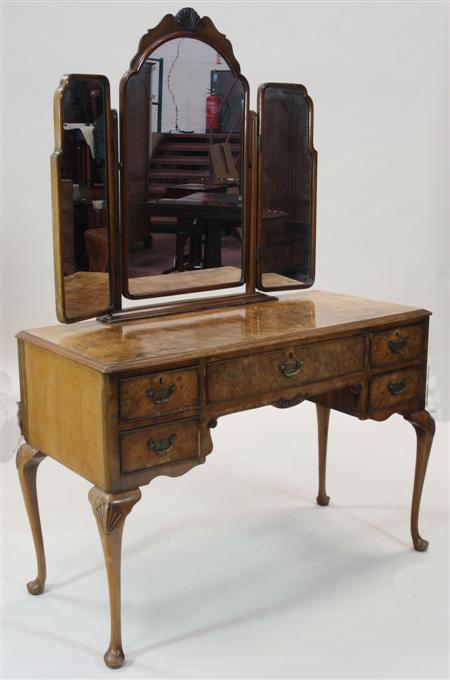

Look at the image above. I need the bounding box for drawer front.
[371,323,425,368]
[369,368,423,411]
[119,367,199,421]
[207,336,365,403]
[120,418,200,474]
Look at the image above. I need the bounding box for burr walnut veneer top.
[17,291,430,374]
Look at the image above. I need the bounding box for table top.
[63,267,243,309]
[18,291,429,374]
[146,194,287,223]
[168,180,238,192]
[147,192,241,208]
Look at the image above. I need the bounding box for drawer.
[120,418,200,474]
[369,367,423,411]
[119,367,199,421]
[371,323,425,368]
[207,336,364,403]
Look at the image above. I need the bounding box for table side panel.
[19,341,109,488]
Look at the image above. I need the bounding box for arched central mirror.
[121,36,247,299]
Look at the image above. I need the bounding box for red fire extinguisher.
[206,92,221,132]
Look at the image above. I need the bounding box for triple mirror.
[51,8,317,323]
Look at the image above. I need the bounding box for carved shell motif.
[272,393,306,409]
[95,503,122,535]
[175,7,201,31]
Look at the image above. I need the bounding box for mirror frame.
[119,8,250,300]
[51,73,120,323]
[256,82,317,292]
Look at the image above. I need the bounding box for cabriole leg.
[316,404,331,506]
[16,443,47,595]
[88,486,141,669]
[404,410,435,552]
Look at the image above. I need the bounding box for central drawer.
[207,336,365,403]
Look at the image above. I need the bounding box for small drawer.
[207,336,364,403]
[120,418,200,474]
[371,323,425,368]
[119,367,199,421]
[369,368,423,411]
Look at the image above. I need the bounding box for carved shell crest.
[272,393,306,409]
[175,7,201,31]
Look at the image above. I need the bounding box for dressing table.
[16,8,435,669]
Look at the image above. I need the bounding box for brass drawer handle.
[146,383,177,404]
[147,434,177,455]
[388,338,408,354]
[279,358,303,377]
[387,379,407,395]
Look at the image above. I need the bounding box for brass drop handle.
[146,383,177,404]
[147,434,177,455]
[388,338,408,354]
[279,358,304,377]
[387,379,407,395]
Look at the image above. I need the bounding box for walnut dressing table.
[16,8,435,669]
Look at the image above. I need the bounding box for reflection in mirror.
[258,84,315,290]
[54,76,112,320]
[123,38,245,298]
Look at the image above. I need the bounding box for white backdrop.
[2,4,449,679]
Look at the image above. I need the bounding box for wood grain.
[119,367,199,421]
[63,267,243,318]
[316,405,330,506]
[207,335,364,403]
[63,272,110,319]
[127,266,242,296]
[20,342,109,488]
[17,291,430,375]
[89,486,141,668]
[120,418,200,474]
[371,323,425,368]
[16,444,47,595]
[404,410,435,551]
[369,367,423,411]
